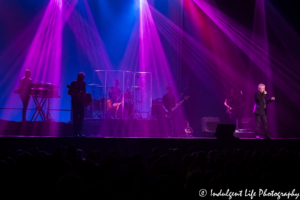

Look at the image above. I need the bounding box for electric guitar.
[165,96,190,119]
[225,91,243,115]
[226,103,245,115]
[67,85,92,107]
[226,91,242,103]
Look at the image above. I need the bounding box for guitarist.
[162,86,177,137]
[224,88,242,126]
[68,72,86,137]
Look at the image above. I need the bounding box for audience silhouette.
[0,145,298,199]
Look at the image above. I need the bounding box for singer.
[253,83,275,139]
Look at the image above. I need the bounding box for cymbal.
[88,83,99,86]
[131,86,140,90]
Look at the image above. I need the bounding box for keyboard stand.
[31,95,47,121]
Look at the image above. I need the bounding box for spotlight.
[140,0,146,7]
[54,0,62,10]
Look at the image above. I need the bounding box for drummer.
[109,79,121,104]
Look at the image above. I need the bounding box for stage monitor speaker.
[151,100,164,120]
[201,117,220,133]
[215,124,238,139]
[240,118,255,129]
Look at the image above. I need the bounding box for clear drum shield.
[93,70,106,99]
[105,70,124,119]
[123,71,135,119]
[90,70,106,119]
[133,72,152,119]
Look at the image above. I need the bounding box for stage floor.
[0,119,298,139]
[0,119,171,138]
[0,119,299,159]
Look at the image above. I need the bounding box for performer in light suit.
[253,83,275,139]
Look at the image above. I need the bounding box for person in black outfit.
[253,83,275,139]
[109,80,121,104]
[162,86,178,137]
[108,80,122,118]
[18,69,32,122]
[224,88,242,126]
[68,73,86,137]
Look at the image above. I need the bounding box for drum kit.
[87,84,140,119]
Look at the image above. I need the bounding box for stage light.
[54,0,62,10]
[140,0,146,12]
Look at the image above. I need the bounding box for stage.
[0,0,299,148]
[0,119,296,139]
[0,119,299,160]
[0,119,170,138]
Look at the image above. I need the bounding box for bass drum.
[112,102,133,119]
[106,99,112,111]
[94,98,112,111]
[84,106,93,119]
[124,91,131,103]
[92,99,101,111]
[91,98,113,112]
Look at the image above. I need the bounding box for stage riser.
[0,120,72,137]
[234,132,256,138]
[0,120,170,137]
[82,119,169,137]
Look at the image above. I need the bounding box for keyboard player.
[18,69,32,122]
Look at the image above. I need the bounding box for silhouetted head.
[25,69,31,78]
[152,148,160,157]
[114,79,119,88]
[77,72,85,83]
[66,146,77,160]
